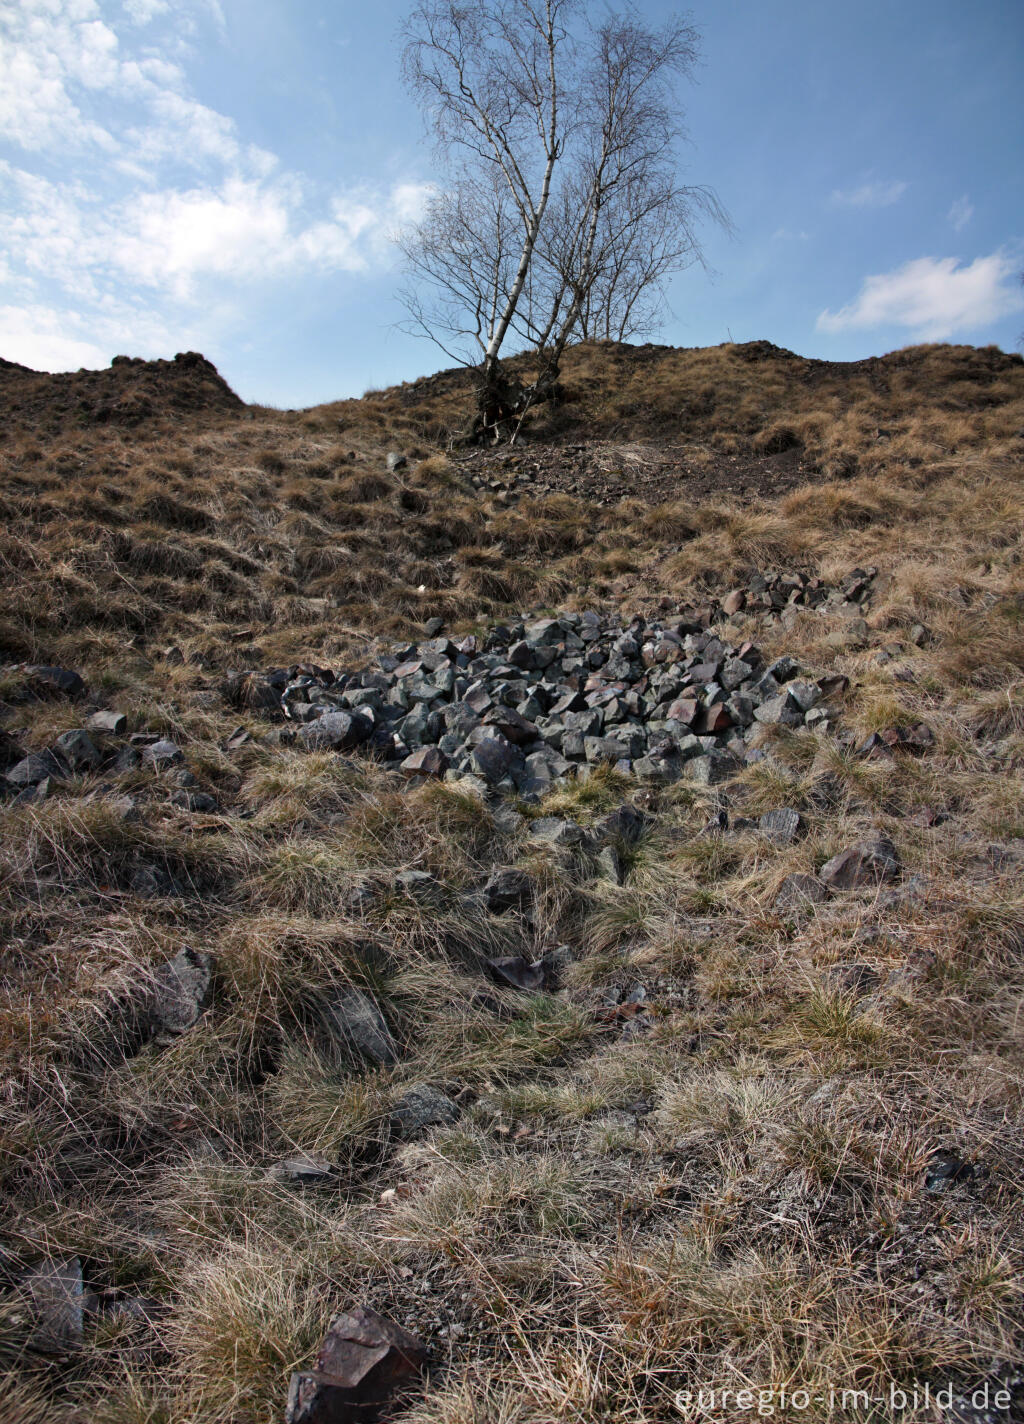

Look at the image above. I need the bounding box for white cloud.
[830,179,907,209]
[948,195,974,232]
[0,303,107,370]
[816,253,1024,340]
[123,0,170,22]
[1,165,431,302]
[0,1,429,370]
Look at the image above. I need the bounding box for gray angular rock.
[684,751,740,785]
[482,867,532,914]
[529,817,586,848]
[141,738,185,769]
[298,711,365,752]
[22,1256,84,1356]
[596,843,625,884]
[86,709,128,735]
[470,734,519,783]
[753,692,804,727]
[325,989,398,1065]
[390,1084,460,1138]
[820,836,900,890]
[592,802,648,845]
[400,746,449,778]
[7,750,68,786]
[150,947,215,1035]
[775,872,830,909]
[759,808,803,844]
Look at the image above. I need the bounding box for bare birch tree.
[399,0,725,441]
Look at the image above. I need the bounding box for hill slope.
[1,340,1023,1423]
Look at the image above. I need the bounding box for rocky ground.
[1,339,1022,1424]
[454,437,813,508]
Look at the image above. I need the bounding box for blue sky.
[1,0,1022,406]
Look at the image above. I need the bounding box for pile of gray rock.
[718,565,879,619]
[228,613,851,798]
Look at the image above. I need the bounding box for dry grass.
[1,337,1022,1421]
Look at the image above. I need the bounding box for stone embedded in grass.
[141,738,185,769]
[481,867,533,914]
[21,1256,84,1357]
[592,802,649,845]
[775,872,830,908]
[170,789,219,812]
[7,749,69,785]
[23,664,86,699]
[596,843,625,884]
[150,947,215,1035]
[269,1151,334,1184]
[924,1149,974,1194]
[819,836,900,890]
[395,869,439,900]
[286,1306,428,1424]
[759,808,803,843]
[325,989,398,1066]
[85,709,128,735]
[529,816,587,848]
[390,1084,460,1138]
[487,955,545,990]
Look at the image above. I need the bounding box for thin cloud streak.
[830,179,907,209]
[817,252,1024,341]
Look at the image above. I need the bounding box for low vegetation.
[1,337,1022,1422]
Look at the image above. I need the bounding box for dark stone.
[592,802,648,845]
[925,1150,974,1194]
[53,730,101,773]
[149,948,215,1034]
[170,790,219,813]
[324,990,398,1065]
[390,1084,460,1138]
[820,836,900,890]
[141,739,185,769]
[400,746,449,778]
[775,873,830,909]
[286,1307,428,1424]
[487,955,545,991]
[8,750,68,786]
[298,711,366,752]
[24,665,86,699]
[470,735,520,783]
[529,817,586,848]
[482,868,532,914]
[21,1256,84,1356]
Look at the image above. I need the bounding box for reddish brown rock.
[722,589,746,615]
[399,746,449,778]
[286,1307,428,1424]
[820,836,900,890]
